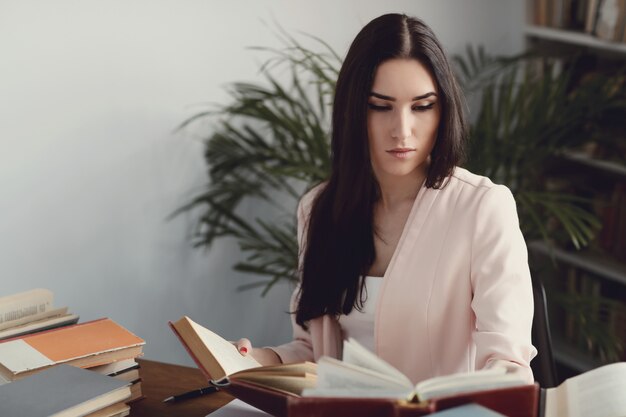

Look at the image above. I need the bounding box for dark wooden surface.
[129,359,234,417]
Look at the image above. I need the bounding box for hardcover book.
[169,316,317,391]
[0,318,145,382]
[169,316,537,417]
[0,364,131,417]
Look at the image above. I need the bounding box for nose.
[391,108,412,140]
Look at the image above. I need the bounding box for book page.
[312,356,409,392]
[415,368,528,401]
[555,363,626,417]
[544,384,568,417]
[415,367,506,393]
[0,307,68,332]
[183,317,261,379]
[418,374,527,401]
[343,338,413,387]
[0,313,78,340]
[236,361,316,376]
[301,387,410,399]
[0,289,53,326]
[233,373,317,396]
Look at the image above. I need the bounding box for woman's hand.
[487,359,534,384]
[233,338,283,366]
[234,338,252,356]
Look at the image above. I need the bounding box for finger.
[236,338,252,356]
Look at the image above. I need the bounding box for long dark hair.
[295,14,468,328]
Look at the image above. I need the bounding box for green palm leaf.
[175,34,339,294]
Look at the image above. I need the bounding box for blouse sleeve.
[470,185,537,383]
[267,189,319,363]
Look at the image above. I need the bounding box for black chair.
[530,276,558,388]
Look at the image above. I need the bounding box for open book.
[302,338,529,402]
[0,288,79,340]
[544,362,626,417]
[170,317,539,417]
[169,316,317,397]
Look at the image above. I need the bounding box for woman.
[237,13,537,384]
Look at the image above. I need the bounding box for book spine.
[613,0,626,41]
[598,186,617,254]
[0,290,53,326]
[585,0,600,33]
[613,183,626,262]
[552,0,565,27]
[539,0,550,26]
[594,0,620,40]
[571,0,590,31]
[565,267,578,343]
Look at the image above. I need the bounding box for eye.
[367,103,391,112]
[412,103,435,112]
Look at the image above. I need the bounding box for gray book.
[0,364,131,417]
[430,403,506,416]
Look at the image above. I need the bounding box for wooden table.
[129,359,234,417]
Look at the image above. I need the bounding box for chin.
[382,166,421,177]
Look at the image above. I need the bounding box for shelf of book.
[551,334,604,373]
[525,25,626,53]
[526,0,626,385]
[528,240,626,286]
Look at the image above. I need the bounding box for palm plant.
[454,46,625,249]
[175,34,340,294]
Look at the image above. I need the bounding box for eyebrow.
[369,91,437,101]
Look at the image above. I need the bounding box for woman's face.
[367,58,440,182]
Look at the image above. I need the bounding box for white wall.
[0,0,524,366]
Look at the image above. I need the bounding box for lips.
[386,148,416,159]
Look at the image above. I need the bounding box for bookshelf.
[525,0,626,382]
[551,335,604,372]
[529,241,626,287]
[525,25,626,53]
[561,151,626,178]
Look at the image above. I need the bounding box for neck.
[376,169,426,211]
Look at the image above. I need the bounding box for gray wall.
[0,0,524,366]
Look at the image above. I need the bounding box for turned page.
[301,356,411,397]
[342,338,412,386]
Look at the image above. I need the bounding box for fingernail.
[239,347,248,354]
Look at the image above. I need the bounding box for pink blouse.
[270,167,537,384]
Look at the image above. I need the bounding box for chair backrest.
[530,277,558,388]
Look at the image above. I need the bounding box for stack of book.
[0,288,146,414]
[0,318,145,403]
[0,288,79,340]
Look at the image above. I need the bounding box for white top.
[338,276,383,353]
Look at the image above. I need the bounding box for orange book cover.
[0,318,144,381]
